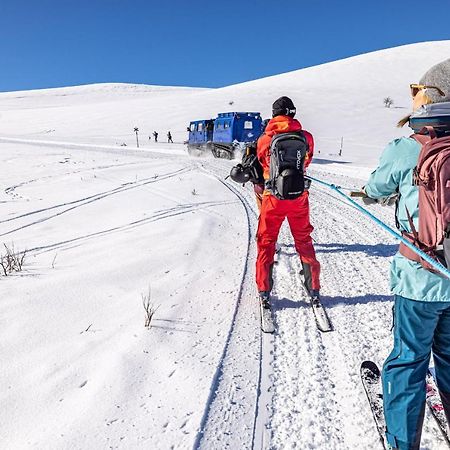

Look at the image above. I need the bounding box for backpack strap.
[411,133,432,146]
[420,126,438,139]
[405,207,420,243]
[411,126,437,143]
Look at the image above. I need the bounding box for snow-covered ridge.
[0,82,210,99]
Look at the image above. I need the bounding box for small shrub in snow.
[0,243,26,276]
[383,97,394,108]
[142,286,159,328]
[192,188,198,196]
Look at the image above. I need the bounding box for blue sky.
[0,0,448,92]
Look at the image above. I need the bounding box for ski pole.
[306,175,450,280]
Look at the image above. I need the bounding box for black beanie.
[272,96,296,117]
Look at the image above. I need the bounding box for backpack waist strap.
[399,232,442,273]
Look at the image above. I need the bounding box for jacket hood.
[265,115,302,136]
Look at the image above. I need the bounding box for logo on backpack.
[399,129,450,272]
[267,132,308,200]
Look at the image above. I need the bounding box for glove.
[378,194,398,206]
[350,190,398,206]
[350,190,378,205]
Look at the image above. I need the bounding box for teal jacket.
[365,136,450,302]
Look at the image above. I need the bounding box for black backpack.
[267,132,308,199]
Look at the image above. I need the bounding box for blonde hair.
[397,91,433,128]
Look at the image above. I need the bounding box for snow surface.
[1,41,450,450]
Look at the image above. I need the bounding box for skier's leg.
[256,196,285,293]
[432,302,450,424]
[382,296,440,450]
[286,193,320,290]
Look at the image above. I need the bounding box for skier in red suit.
[256,96,321,300]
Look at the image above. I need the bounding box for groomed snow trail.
[187,159,448,450]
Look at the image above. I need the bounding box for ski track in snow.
[0,166,195,236]
[193,161,276,450]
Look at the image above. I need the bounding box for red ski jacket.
[256,115,314,181]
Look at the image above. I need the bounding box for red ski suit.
[255,115,320,292]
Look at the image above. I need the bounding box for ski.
[259,296,275,334]
[361,361,388,450]
[426,370,450,445]
[300,280,332,332]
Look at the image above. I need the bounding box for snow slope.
[1,41,450,450]
[1,41,450,165]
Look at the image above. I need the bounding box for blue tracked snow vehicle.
[187,112,263,159]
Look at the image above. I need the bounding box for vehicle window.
[244,121,253,129]
[216,122,222,130]
[224,121,230,129]
[198,123,203,131]
[190,123,197,132]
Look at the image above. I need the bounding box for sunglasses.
[410,83,445,98]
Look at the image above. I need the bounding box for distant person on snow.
[360,59,450,450]
[167,131,173,143]
[255,96,320,306]
[153,131,158,142]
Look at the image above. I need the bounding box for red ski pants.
[256,193,320,292]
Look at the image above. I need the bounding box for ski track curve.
[3,160,151,200]
[193,160,278,450]
[0,166,195,237]
[192,165,266,450]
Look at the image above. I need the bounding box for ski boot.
[259,291,271,309]
[309,289,321,306]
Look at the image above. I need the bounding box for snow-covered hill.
[1,41,449,449]
[1,40,450,165]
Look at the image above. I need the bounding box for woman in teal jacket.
[364,58,450,450]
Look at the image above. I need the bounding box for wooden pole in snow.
[134,127,139,148]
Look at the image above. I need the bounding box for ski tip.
[361,360,381,376]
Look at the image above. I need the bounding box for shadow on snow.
[280,242,398,258]
[274,293,392,310]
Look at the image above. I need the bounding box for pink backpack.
[399,127,450,273]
